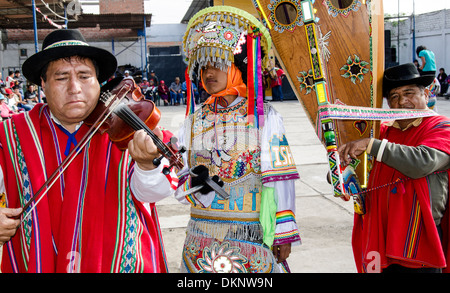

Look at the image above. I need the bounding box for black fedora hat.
[22,29,117,85]
[383,63,435,97]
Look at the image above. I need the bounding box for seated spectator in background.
[148,70,159,86]
[158,80,170,106]
[12,85,32,111]
[147,79,158,101]
[139,77,150,99]
[4,88,21,113]
[14,70,25,96]
[5,71,15,89]
[182,80,200,105]
[24,84,39,106]
[0,94,15,119]
[123,70,134,80]
[169,77,183,106]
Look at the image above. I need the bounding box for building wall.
[100,0,144,14]
[146,23,187,86]
[385,9,450,73]
[0,0,148,83]
[0,31,146,84]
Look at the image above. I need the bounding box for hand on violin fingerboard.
[128,128,164,170]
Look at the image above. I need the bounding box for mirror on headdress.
[274,2,298,26]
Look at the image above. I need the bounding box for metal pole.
[64,3,68,29]
[412,0,416,62]
[143,15,148,79]
[31,0,38,53]
[397,0,400,64]
[31,0,42,102]
[140,36,144,77]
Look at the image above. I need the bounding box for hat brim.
[22,45,117,85]
[383,74,435,97]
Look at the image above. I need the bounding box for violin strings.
[114,104,171,156]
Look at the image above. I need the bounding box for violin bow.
[19,84,132,223]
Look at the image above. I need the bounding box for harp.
[252,0,384,206]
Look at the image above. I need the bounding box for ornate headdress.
[182,6,272,126]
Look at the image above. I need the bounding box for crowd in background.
[0,62,287,121]
[0,70,42,120]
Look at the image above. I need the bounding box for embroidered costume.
[349,62,450,273]
[353,116,450,272]
[0,105,176,272]
[176,6,301,273]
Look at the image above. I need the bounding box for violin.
[20,76,185,220]
[85,77,185,173]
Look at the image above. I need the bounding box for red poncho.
[353,115,450,272]
[0,104,168,273]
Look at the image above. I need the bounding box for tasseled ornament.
[246,32,264,128]
[185,68,196,117]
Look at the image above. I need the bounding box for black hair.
[416,45,426,57]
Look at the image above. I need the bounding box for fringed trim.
[188,45,234,80]
[184,217,274,258]
[188,212,264,245]
[182,6,272,80]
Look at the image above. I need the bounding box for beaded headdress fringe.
[183,6,272,127]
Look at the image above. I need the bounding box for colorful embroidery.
[197,242,248,273]
[432,121,450,130]
[318,104,437,121]
[111,155,142,273]
[263,134,298,183]
[274,210,301,245]
[403,194,422,260]
[305,23,323,79]
[275,210,296,225]
[0,192,5,208]
[249,254,271,273]
[184,98,299,273]
[11,122,32,266]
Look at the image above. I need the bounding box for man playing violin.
[0,29,177,272]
